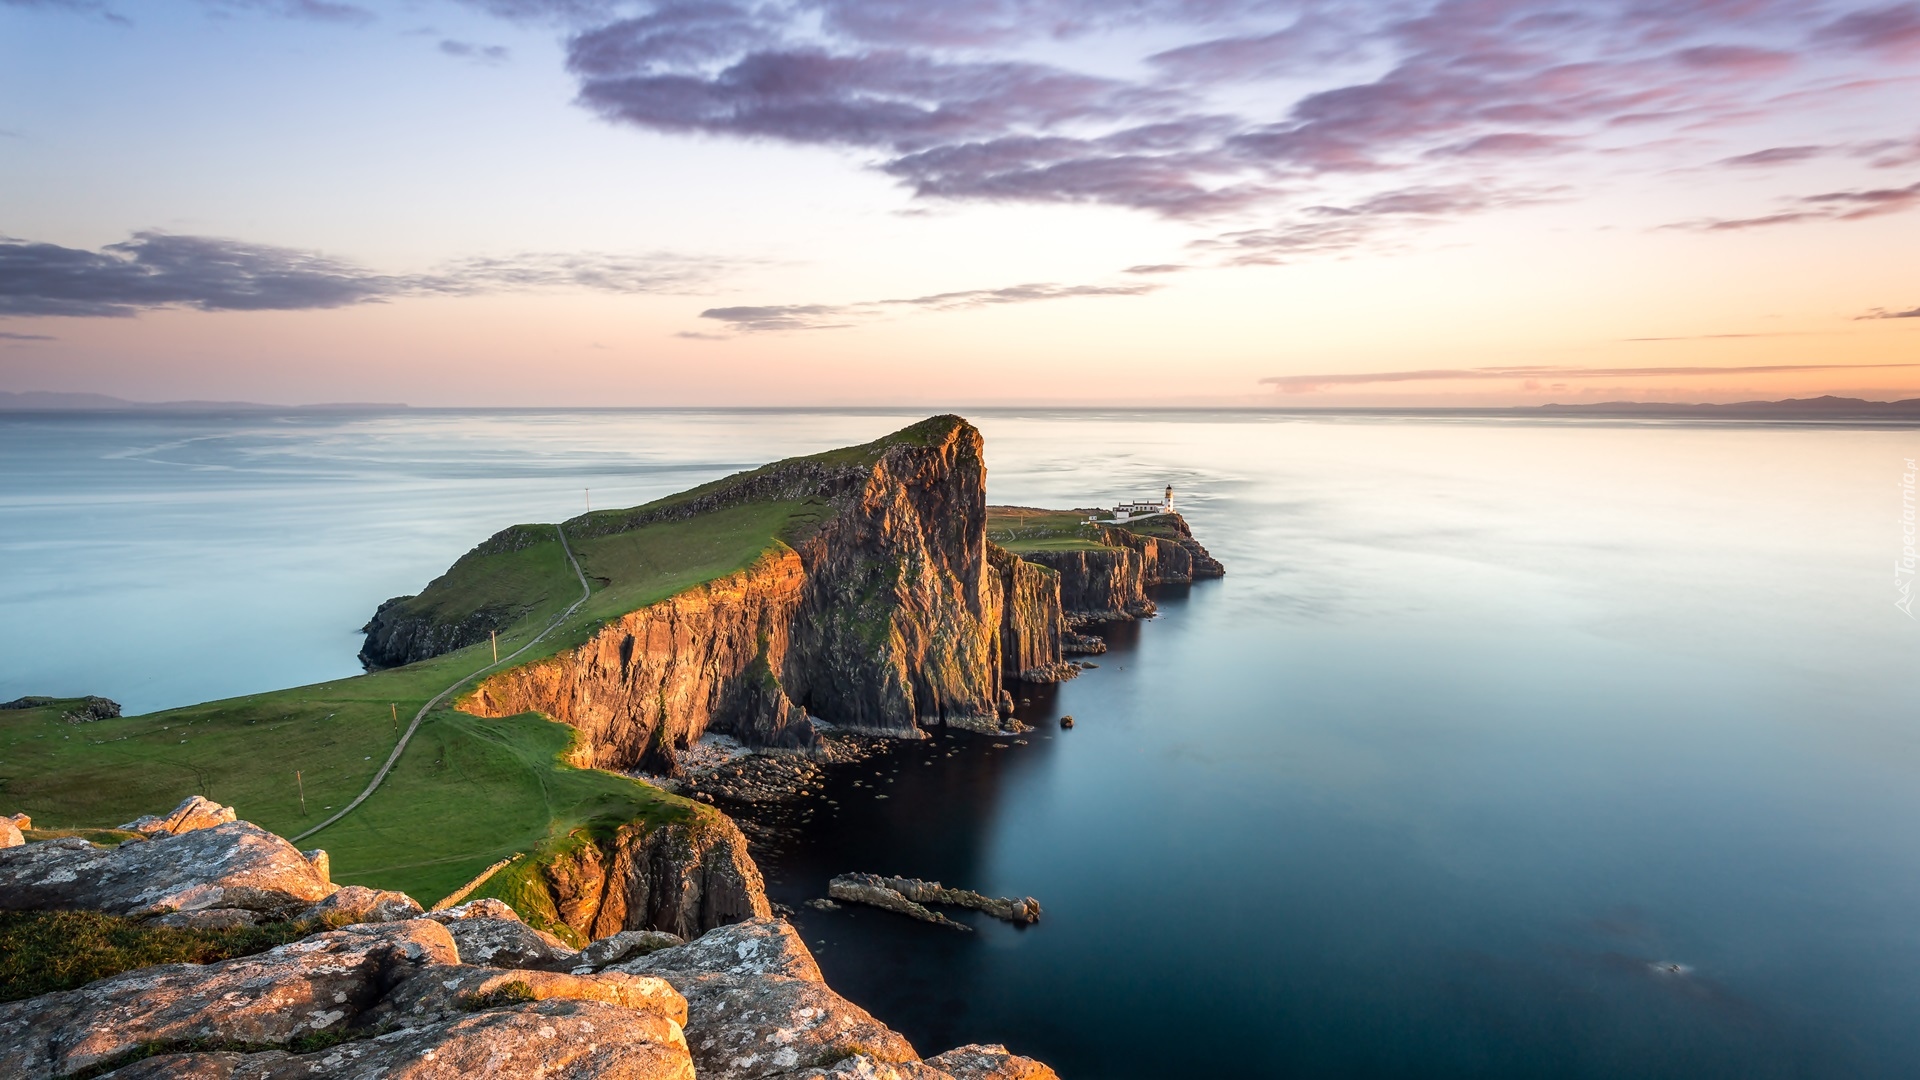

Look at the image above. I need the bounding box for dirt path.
[292,524,591,844]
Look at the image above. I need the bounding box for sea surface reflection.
[4,408,1917,1077]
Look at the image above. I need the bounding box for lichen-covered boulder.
[0,822,335,919]
[573,929,686,972]
[0,920,458,1080]
[425,897,517,922]
[97,999,696,1080]
[616,919,915,1080]
[616,916,821,982]
[300,885,423,926]
[362,965,688,1031]
[120,796,236,838]
[765,1056,954,1080]
[436,917,576,970]
[923,1045,1061,1080]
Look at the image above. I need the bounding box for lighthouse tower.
[1164,484,1174,513]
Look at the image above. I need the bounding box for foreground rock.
[0,905,1055,1080]
[102,999,694,1080]
[424,900,578,970]
[828,874,1040,928]
[0,918,695,1080]
[0,821,334,920]
[299,884,424,925]
[615,919,915,1080]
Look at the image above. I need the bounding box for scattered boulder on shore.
[1,817,22,850]
[827,874,1040,928]
[119,795,237,838]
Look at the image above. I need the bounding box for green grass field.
[986,506,1111,552]
[0,495,822,905]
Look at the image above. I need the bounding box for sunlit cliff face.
[2,0,1918,406]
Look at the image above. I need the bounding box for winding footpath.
[292,524,591,844]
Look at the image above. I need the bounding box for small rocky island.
[1,416,1222,1079]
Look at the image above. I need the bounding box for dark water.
[5,409,1918,1077]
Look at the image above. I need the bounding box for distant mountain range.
[1524,396,1920,419]
[0,391,408,412]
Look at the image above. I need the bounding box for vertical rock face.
[460,416,1031,758]
[534,813,773,945]
[777,416,1002,734]
[461,548,810,768]
[988,544,1063,680]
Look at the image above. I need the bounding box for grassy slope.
[0,500,822,904]
[987,507,1110,553]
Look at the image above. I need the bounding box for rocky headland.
[365,418,1221,766]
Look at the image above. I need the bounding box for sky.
[1,0,1918,407]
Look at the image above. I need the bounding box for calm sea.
[4,408,1917,1078]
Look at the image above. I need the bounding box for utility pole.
[491,630,498,664]
[585,487,590,513]
[296,770,306,817]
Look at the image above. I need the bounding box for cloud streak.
[1671,178,1920,230]
[1859,305,1920,319]
[697,279,1158,333]
[1263,362,1920,393]
[0,232,733,318]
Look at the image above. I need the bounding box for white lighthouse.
[1164,484,1174,513]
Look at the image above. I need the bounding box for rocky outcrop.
[827,874,1040,929]
[525,812,773,944]
[300,885,424,926]
[0,918,696,1080]
[924,1045,1062,1080]
[120,795,236,838]
[1021,512,1224,622]
[1,817,21,849]
[0,821,335,920]
[826,877,967,930]
[612,918,1057,1080]
[100,999,693,1080]
[614,918,915,1080]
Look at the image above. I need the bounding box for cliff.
[441,416,1058,766]
[367,419,1225,767]
[481,810,772,947]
